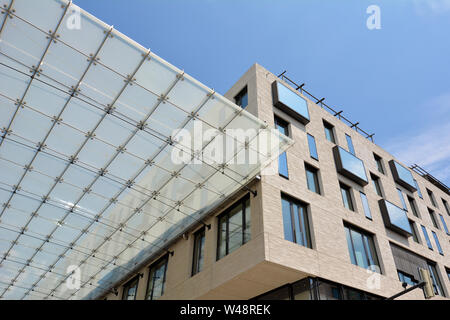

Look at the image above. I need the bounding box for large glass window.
[407,196,419,218]
[421,225,433,250]
[371,173,383,197]
[307,133,318,160]
[428,208,439,229]
[217,195,251,260]
[345,134,355,155]
[305,164,320,195]
[344,224,380,272]
[281,195,311,248]
[340,183,354,211]
[431,231,443,255]
[192,228,205,276]
[360,192,372,219]
[146,256,168,300]
[427,189,438,208]
[323,120,335,143]
[397,188,407,210]
[275,116,289,178]
[234,86,248,109]
[439,214,449,235]
[427,262,445,297]
[373,153,384,174]
[379,199,412,235]
[122,276,139,300]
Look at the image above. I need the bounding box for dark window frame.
[360,191,372,220]
[409,220,420,244]
[323,120,336,144]
[305,163,321,195]
[216,194,251,260]
[373,153,385,175]
[192,227,206,276]
[307,133,319,160]
[281,194,312,248]
[234,86,248,109]
[421,225,433,251]
[345,134,355,155]
[427,261,445,297]
[427,189,438,208]
[344,223,381,273]
[371,173,383,197]
[122,275,139,300]
[145,255,168,300]
[340,183,355,211]
[274,115,290,179]
[428,208,440,229]
[407,195,420,218]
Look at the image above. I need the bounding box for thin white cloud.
[386,122,450,184]
[413,0,450,15]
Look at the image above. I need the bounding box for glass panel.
[409,221,419,243]
[218,215,227,260]
[397,188,407,210]
[274,82,310,121]
[227,205,243,255]
[345,134,355,155]
[360,192,372,219]
[392,161,416,190]
[432,232,443,255]
[421,226,433,250]
[282,198,294,242]
[350,230,369,269]
[439,214,449,235]
[413,179,423,198]
[307,134,318,160]
[336,147,368,183]
[340,185,353,211]
[324,123,335,143]
[383,200,412,234]
[306,166,319,194]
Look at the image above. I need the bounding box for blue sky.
[74,0,450,185]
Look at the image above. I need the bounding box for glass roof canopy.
[0,0,292,299]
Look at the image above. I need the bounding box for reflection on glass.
[192,228,205,275]
[345,134,355,155]
[421,225,433,250]
[383,200,412,234]
[274,82,310,121]
[360,192,372,219]
[432,231,443,255]
[307,134,318,160]
[345,225,380,272]
[305,165,320,194]
[146,257,168,300]
[392,161,416,190]
[336,147,368,184]
[281,195,311,248]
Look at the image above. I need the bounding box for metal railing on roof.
[410,164,450,195]
[277,71,375,143]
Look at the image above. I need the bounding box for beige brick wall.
[102,63,450,301]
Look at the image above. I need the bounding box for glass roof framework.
[0,0,292,300]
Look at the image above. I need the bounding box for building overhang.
[378,199,412,236]
[389,160,416,192]
[0,0,292,300]
[333,146,369,186]
[272,81,310,125]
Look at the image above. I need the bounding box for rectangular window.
[446,268,450,282]
[439,214,449,235]
[275,116,289,178]
[345,224,380,272]
[272,81,310,124]
[234,86,248,109]
[145,256,168,300]
[397,188,407,210]
[421,225,433,250]
[398,271,418,286]
[443,199,450,216]
[217,195,251,260]
[427,189,438,208]
[307,134,318,160]
[122,276,139,300]
[373,153,384,174]
[371,173,383,197]
[407,196,419,218]
[409,220,420,243]
[305,164,320,195]
[428,208,439,229]
[413,179,423,198]
[345,134,355,155]
[432,231,443,255]
[340,183,354,211]
[192,228,205,276]
[281,195,311,248]
[323,120,335,143]
[427,262,445,297]
[360,192,372,219]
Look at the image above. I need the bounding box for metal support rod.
[386,282,425,300]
